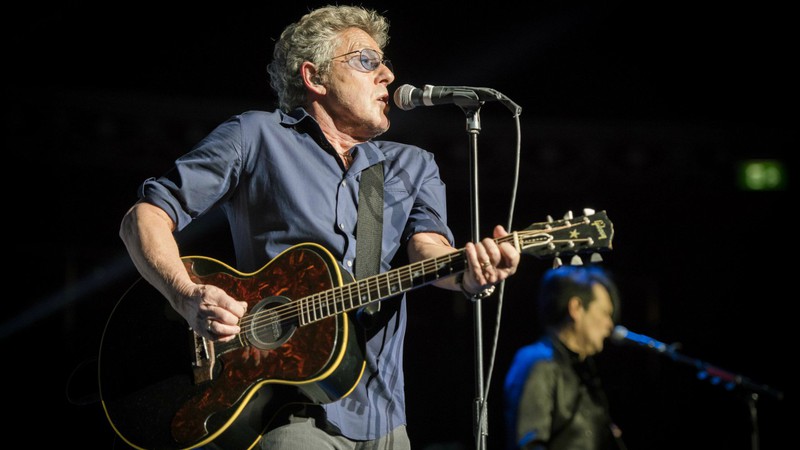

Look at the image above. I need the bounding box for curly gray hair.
[267,5,390,112]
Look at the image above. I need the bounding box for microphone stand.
[667,350,782,450]
[446,87,520,450]
[636,342,784,450]
[453,91,489,450]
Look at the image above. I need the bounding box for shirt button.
[339,223,345,230]
[341,181,346,187]
[346,260,353,267]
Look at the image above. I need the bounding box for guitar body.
[98,243,367,450]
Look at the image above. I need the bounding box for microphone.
[611,327,784,400]
[393,84,522,115]
[610,326,671,354]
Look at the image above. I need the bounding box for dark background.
[4,2,794,449]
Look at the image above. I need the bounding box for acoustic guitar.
[98,210,613,449]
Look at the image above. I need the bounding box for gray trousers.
[259,415,410,450]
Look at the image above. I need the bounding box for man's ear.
[301,61,325,94]
[567,296,584,320]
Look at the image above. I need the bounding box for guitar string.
[237,230,588,336]
[236,231,530,336]
[235,231,540,334]
[235,220,600,337]
[237,251,464,335]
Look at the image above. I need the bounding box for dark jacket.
[504,334,620,450]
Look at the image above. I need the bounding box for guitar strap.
[355,161,384,326]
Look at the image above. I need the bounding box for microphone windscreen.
[610,325,628,343]
[393,84,416,110]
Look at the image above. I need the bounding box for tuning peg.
[546,215,554,223]
[590,253,604,263]
[563,210,574,220]
[570,255,583,265]
[552,257,563,268]
[583,207,595,216]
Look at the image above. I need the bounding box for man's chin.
[368,120,390,139]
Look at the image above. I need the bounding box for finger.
[465,242,480,270]
[474,250,493,283]
[497,241,521,275]
[464,243,487,285]
[481,240,503,279]
[205,319,240,342]
[492,224,509,238]
[215,321,241,336]
[200,300,241,329]
[201,290,248,320]
[212,291,248,317]
[481,239,501,266]
[477,261,493,285]
[215,298,249,319]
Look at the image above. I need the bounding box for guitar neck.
[291,209,612,326]
[297,247,470,326]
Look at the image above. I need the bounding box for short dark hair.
[537,265,621,329]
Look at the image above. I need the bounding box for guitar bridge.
[190,329,216,383]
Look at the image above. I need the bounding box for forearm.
[407,231,491,295]
[119,201,247,342]
[119,201,196,316]
[407,232,463,291]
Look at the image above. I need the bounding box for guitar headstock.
[517,208,613,266]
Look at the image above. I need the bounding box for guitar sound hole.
[244,296,296,350]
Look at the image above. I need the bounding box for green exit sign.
[737,160,787,191]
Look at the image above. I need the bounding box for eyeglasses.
[332,48,393,73]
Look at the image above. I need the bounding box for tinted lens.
[337,49,391,73]
[360,48,381,71]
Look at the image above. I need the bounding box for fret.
[331,287,341,315]
[375,272,391,298]
[367,275,381,304]
[347,281,359,310]
[421,259,438,285]
[315,293,325,320]
[395,264,410,293]
[308,294,318,322]
[316,291,325,317]
[408,261,426,287]
[388,269,401,296]
[298,297,309,325]
[357,277,371,307]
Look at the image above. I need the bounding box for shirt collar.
[282,107,386,170]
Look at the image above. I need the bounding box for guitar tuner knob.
[563,211,574,220]
[590,253,604,263]
[570,255,584,266]
[546,215,554,223]
[553,257,563,268]
[583,207,595,216]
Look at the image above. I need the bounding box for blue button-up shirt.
[139,108,454,440]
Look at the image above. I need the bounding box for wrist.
[455,272,496,301]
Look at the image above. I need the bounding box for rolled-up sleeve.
[139,117,244,232]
